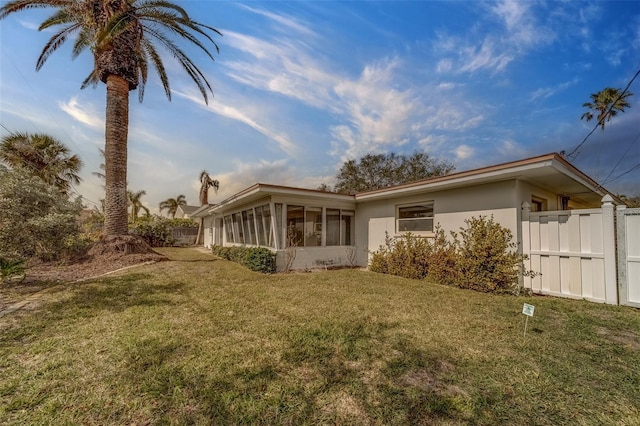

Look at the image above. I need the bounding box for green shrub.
[129,217,175,247]
[0,257,27,283]
[370,217,534,294]
[369,232,431,279]
[452,216,532,293]
[0,169,83,262]
[212,245,276,273]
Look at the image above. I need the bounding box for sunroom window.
[397,202,434,233]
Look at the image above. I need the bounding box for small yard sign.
[522,303,535,317]
[522,303,535,337]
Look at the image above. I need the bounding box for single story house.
[193,153,620,271]
[175,205,201,219]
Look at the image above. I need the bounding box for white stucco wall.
[356,180,521,266]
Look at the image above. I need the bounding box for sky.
[1,0,639,214]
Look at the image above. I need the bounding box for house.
[193,153,620,272]
[175,205,200,219]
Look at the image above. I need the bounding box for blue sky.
[1,0,639,213]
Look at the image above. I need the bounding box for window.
[286,205,304,247]
[326,209,340,246]
[531,196,547,212]
[341,210,354,245]
[224,215,234,243]
[305,207,322,246]
[397,202,434,233]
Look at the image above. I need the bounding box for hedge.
[211,245,276,273]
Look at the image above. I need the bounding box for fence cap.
[601,194,614,204]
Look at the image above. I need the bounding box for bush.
[370,217,534,294]
[0,257,27,283]
[129,217,175,247]
[453,216,532,293]
[212,245,276,273]
[369,232,431,279]
[0,169,83,262]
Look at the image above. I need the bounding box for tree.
[127,189,149,223]
[199,170,220,205]
[0,1,221,239]
[159,194,186,218]
[334,152,455,194]
[0,132,82,194]
[0,167,82,262]
[581,87,633,131]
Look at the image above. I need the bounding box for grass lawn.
[1,248,638,424]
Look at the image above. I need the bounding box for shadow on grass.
[14,273,186,327]
[112,318,478,424]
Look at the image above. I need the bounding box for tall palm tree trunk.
[104,75,130,236]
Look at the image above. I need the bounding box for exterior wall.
[275,246,358,272]
[202,215,216,248]
[203,194,358,270]
[357,180,521,266]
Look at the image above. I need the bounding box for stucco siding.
[357,180,522,266]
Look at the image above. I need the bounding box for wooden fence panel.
[522,196,617,304]
[618,207,640,308]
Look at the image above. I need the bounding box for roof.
[195,153,619,216]
[177,205,200,214]
[355,152,619,206]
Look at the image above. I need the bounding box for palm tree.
[127,189,149,223]
[199,170,220,205]
[0,1,220,237]
[581,87,633,131]
[0,132,82,194]
[159,194,186,218]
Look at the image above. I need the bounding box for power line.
[566,67,640,160]
[600,132,640,184]
[603,162,640,185]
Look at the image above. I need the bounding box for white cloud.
[530,78,579,101]
[175,89,298,157]
[238,5,316,37]
[59,97,104,129]
[454,145,474,160]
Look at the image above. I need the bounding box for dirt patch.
[1,237,167,313]
[596,327,640,351]
[401,360,467,397]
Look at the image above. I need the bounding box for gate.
[521,195,618,304]
[617,207,640,308]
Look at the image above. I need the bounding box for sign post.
[522,303,535,337]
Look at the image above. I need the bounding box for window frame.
[396,201,434,235]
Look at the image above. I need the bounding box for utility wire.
[566,67,640,160]
[603,162,640,185]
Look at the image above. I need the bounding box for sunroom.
[196,184,358,271]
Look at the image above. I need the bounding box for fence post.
[601,195,617,305]
[521,202,532,289]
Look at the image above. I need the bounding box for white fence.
[617,207,640,308]
[521,195,618,304]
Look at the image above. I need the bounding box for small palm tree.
[127,189,149,223]
[581,87,633,131]
[199,170,220,205]
[0,132,82,194]
[159,194,186,218]
[0,1,221,237]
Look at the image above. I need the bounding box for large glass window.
[255,207,265,246]
[305,207,322,246]
[224,215,234,243]
[275,203,283,249]
[326,209,340,246]
[286,205,304,247]
[397,203,434,232]
[244,210,256,245]
[261,205,274,248]
[342,210,354,245]
[233,212,244,243]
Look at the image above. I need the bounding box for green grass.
[1,247,639,424]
